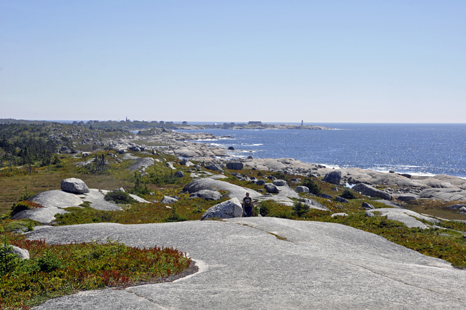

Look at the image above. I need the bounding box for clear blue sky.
[1,0,465,123]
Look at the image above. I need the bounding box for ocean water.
[179,123,466,178]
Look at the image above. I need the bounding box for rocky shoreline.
[134,130,466,203]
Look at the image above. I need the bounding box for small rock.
[331,187,338,192]
[226,162,244,170]
[331,213,348,218]
[336,196,349,203]
[256,180,265,186]
[161,196,178,204]
[174,171,185,178]
[320,193,333,199]
[228,146,235,150]
[361,202,375,210]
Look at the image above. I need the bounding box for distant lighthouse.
[301,120,303,126]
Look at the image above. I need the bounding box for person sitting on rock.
[242,192,255,217]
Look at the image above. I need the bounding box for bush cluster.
[0,233,191,309]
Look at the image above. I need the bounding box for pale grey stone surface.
[201,197,243,220]
[183,178,261,201]
[12,206,68,224]
[128,158,155,171]
[160,196,178,204]
[366,208,440,229]
[29,218,466,310]
[272,179,287,186]
[9,245,30,259]
[61,178,90,194]
[80,189,123,211]
[189,190,222,201]
[29,190,83,209]
[296,186,309,193]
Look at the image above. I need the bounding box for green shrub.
[0,237,21,276]
[258,201,292,219]
[164,207,187,222]
[340,189,356,199]
[37,250,63,272]
[104,191,136,204]
[11,201,43,217]
[302,177,322,196]
[293,202,310,217]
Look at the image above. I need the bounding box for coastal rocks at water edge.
[201,197,243,220]
[296,186,309,193]
[265,183,280,194]
[226,162,244,170]
[323,171,342,185]
[61,178,89,194]
[190,190,222,201]
[352,183,393,201]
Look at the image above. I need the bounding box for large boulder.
[264,183,280,194]
[205,164,223,172]
[61,178,89,194]
[190,190,222,201]
[201,197,243,220]
[323,171,342,185]
[273,179,288,186]
[226,162,244,170]
[353,183,393,201]
[296,186,309,193]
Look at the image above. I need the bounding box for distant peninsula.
[0,119,331,131]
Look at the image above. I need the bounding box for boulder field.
[29,218,466,310]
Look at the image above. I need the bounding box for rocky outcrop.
[361,202,375,210]
[419,188,466,202]
[128,157,155,171]
[183,178,261,201]
[3,245,30,260]
[189,190,222,201]
[29,190,83,209]
[61,178,89,194]
[201,197,243,220]
[365,208,440,229]
[353,184,392,200]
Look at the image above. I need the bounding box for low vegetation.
[0,233,191,309]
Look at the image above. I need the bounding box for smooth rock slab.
[12,206,68,224]
[29,190,83,209]
[28,218,466,310]
[128,158,155,171]
[189,190,222,201]
[366,208,440,229]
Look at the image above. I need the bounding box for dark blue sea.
[180,123,466,178]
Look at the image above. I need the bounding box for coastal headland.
[2,120,466,309]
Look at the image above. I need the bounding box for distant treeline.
[0,124,59,167]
